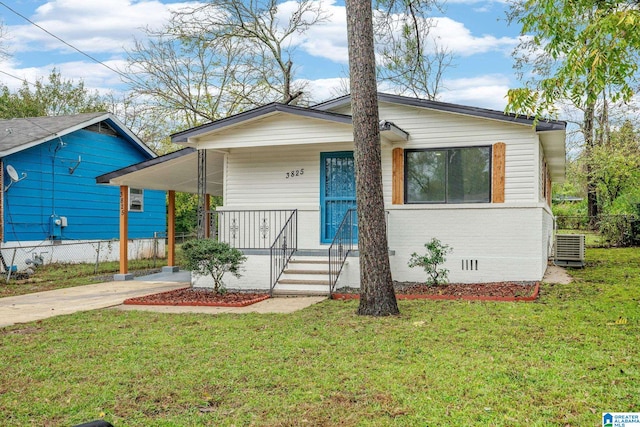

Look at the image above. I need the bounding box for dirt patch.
[333,281,539,302]
[123,288,270,307]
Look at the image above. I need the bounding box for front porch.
[201,208,360,296]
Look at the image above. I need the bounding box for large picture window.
[405,146,491,203]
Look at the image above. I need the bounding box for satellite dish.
[6,164,19,182]
[4,164,27,192]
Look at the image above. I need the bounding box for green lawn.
[1,248,638,426]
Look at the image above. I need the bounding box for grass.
[0,259,167,298]
[1,248,639,426]
[556,228,603,247]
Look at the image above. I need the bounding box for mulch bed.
[123,281,539,307]
[332,281,540,302]
[123,288,270,307]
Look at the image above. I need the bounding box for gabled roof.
[171,102,354,144]
[0,112,155,157]
[313,93,567,132]
[171,101,409,145]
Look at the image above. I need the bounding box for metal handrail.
[269,210,298,296]
[328,208,357,296]
[210,209,295,249]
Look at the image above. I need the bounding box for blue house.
[0,112,165,246]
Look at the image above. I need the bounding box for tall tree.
[374,0,453,99]
[0,69,106,118]
[0,21,8,60]
[125,0,328,127]
[506,0,640,224]
[345,0,399,316]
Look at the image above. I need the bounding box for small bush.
[181,239,247,293]
[408,238,451,286]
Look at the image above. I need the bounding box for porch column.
[205,193,211,238]
[162,190,179,273]
[115,185,133,280]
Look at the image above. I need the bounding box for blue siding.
[3,128,165,242]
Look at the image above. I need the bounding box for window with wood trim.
[404,146,491,204]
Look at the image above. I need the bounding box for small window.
[405,146,491,204]
[129,188,144,212]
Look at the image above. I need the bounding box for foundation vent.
[461,259,478,271]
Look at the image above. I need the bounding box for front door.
[320,151,357,243]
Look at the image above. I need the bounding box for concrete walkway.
[0,271,326,328]
[0,280,187,328]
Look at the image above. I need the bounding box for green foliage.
[180,239,246,293]
[590,121,640,210]
[174,193,222,234]
[0,69,107,118]
[174,192,199,234]
[408,238,451,285]
[507,0,640,117]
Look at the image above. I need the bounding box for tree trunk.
[345,0,399,316]
[584,101,598,229]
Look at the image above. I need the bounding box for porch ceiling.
[96,148,224,195]
[539,130,566,183]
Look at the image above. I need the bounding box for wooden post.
[492,142,506,203]
[391,147,404,205]
[167,190,176,266]
[119,185,129,274]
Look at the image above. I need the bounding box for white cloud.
[296,77,348,103]
[428,17,518,57]
[6,0,200,54]
[297,0,349,63]
[296,3,519,64]
[439,74,511,110]
[0,57,128,94]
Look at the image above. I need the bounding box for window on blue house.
[405,146,491,203]
[129,188,144,212]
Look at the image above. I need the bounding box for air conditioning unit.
[554,234,585,267]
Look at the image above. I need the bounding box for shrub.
[181,239,247,294]
[408,238,451,286]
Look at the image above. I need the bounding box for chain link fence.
[555,214,640,247]
[2,235,168,280]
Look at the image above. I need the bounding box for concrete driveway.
[0,280,188,328]
[0,269,327,328]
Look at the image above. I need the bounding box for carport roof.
[96,148,224,195]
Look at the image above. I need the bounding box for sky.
[0,0,524,112]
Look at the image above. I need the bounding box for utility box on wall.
[50,215,62,239]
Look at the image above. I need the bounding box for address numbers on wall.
[285,169,304,179]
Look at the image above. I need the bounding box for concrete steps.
[274,254,332,296]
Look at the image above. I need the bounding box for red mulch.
[123,288,270,307]
[333,281,539,302]
[123,281,539,307]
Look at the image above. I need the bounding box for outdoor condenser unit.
[554,234,585,267]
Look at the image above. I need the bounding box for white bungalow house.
[97,93,566,294]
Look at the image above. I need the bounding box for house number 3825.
[286,169,304,179]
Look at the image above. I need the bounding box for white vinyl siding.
[224,143,353,208]
[194,115,353,149]
[374,102,540,204]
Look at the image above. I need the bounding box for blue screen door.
[320,151,357,243]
